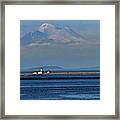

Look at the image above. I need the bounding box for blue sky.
[20,20,100,69]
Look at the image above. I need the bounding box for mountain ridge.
[21,23,88,47]
[21,65,100,72]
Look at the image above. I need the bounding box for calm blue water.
[20,75,100,100]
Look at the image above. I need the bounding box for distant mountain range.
[21,65,100,72]
[70,66,100,71]
[21,65,64,72]
[21,23,88,47]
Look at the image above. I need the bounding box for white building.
[32,71,37,75]
[38,71,43,74]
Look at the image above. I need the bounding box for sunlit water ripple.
[20,75,100,100]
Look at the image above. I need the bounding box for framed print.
[0,0,119,119]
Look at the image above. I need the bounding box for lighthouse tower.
[38,68,43,74]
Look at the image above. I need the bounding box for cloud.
[28,42,51,47]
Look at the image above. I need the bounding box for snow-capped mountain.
[38,23,56,33]
[21,23,87,47]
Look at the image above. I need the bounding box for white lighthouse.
[38,68,43,74]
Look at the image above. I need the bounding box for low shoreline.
[20,71,100,80]
[21,71,100,75]
[48,71,99,75]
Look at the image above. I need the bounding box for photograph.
[20,20,100,100]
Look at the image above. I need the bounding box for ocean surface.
[20,74,100,100]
